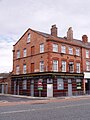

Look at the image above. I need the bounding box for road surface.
[0,95,90,120]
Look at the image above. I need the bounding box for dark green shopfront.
[11,72,84,97]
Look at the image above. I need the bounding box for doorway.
[17,84,19,95]
[30,80,34,97]
[5,84,8,94]
[14,81,16,95]
[85,79,90,94]
[68,79,72,96]
[47,84,53,97]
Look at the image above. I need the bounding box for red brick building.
[11,25,90,97]
[0,73,11,94]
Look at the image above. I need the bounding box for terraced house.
[11,25,90,97]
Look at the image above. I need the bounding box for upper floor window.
[76,48,80,56]
[69,47,73,55]
[86,61,90,71]
[16,65,20,74]
[40,43,44,53]
[61,46,66,53]
[23,48,27,57]
[16,50,20,58]
[62,61,66,72]
[53,43,58,52]
[40,61,44,72]
[31,46,35,55]
[23,80,27,90]
[76,63,80,73]
[53,60,58,72]
[69,62,74,73]
[27,33,31,43]
[23,64,27,74]
[86,50,89,58]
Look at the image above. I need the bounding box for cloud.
[0,0,90,72]
[0,35,14,73]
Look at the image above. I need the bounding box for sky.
[0,0,90,73]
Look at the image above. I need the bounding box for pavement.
[0,93,90,100]
[0,93,90,107]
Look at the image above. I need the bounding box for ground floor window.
[76,79,82,89]
[23,80,27,90]
[57,78,64,90]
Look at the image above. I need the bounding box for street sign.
[38,80,43,90]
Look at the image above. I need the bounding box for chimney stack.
[82,35,88,43]
[51,24,57,37]
[67,27,73,40]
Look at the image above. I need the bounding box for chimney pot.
[82,35,88,43]
[67,27,73,40]
[51,24,57,37]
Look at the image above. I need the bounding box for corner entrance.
[47,84,53,97]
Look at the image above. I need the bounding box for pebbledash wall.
[11,25,90,97]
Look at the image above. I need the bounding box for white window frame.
[16,65,20,74]
[53,60,58,72]
[69,47,73,55]
[27,33,31,43]
[86,50,89,58]
[76,63,80,73]
[23,48,27,57]
[61,46,66,53]
[53,43,58,52]
[40,61,44,72]
[23,80,27,90]
[23,64,27,74]
[17,50,20,58]
[62,61,66,72]
[40,43,44,53]
[86,61,90,71]
[76,48,80,56]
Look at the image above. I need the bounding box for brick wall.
[12,28,90,75]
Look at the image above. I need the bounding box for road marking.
[0,100,8,103]
[0,102,90,115]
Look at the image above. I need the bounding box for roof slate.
[14,28,90,49]
[34,29,90,49]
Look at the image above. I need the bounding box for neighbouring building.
[84,72,90,94]
[0,73,11,94]
[11,25,90,97]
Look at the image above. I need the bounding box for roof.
[14,28,90,49]
[33,29,90,49]
[0,73,10,79]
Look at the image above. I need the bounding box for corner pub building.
[11,25,90,97]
